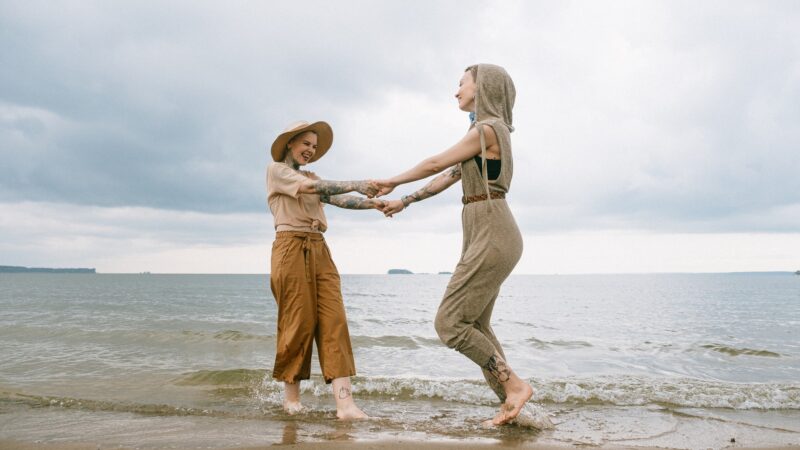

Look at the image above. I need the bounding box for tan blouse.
[266,162,328,233]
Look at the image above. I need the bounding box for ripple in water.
[699,343,782,358]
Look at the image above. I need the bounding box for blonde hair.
[464,65,478,82]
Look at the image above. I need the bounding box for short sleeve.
[267,163,307,198]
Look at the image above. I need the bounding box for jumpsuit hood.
[473,64,516,132]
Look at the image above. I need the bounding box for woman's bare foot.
[482,353,534,425]
[283,381,303,415]
[336,403,368,420]
[283,400,305,415]
[493,378,533,425]
[481,409,506,428]
[331,376,368,420]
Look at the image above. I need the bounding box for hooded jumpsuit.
[433,64,523,402]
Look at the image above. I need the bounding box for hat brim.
[271,121,333,163]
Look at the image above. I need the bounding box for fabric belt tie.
[275,228,322,283]
[462,192,505,204]
[301,221,320,282]
[301,234,312,282]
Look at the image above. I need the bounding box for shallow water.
[1,273,798,448]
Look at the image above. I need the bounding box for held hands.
[352,179,395,199]
[362,178,405,217]
[369,198,387,211]
[380,199,406,218]
[357,180,380,198]
[373,179,396,197]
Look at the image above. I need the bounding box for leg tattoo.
[482,368,507,402]
[338,386,351,400]
[484,354,511,383]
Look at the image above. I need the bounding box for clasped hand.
[356,180,405,217]
[353,179,405,217]
[371,179,406,218]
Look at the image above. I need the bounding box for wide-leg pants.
[270,231,356,384]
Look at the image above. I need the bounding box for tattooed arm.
[402,164,462,206]
[374,125,496,196]
[382,164,462,217]
[298,179,379,198]
[320,194,385,210]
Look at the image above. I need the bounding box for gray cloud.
[0,0,480,212]
[1,0,799,234]
[504,1,800,232]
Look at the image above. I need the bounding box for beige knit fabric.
[434,64,523,401]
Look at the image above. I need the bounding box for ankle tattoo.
[484,354,511,383]
[338,386,351,399]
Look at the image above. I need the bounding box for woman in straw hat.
[267,120,380,419]
[375,65,552,428]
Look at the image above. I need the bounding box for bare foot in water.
[493,379,533,425]
[482,409,506,428]
[283,400,305,415]
[331,377,368,420]
[336,403,368,420]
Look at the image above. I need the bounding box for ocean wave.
[176,370,800,410]
[178,330,274,343]
[699,343,782,358]
[526,337,592,349]
[8,372,799,413]
[535,376,799,410]
[0,390,279,420]
[0,324,275,345]
[350,335,441,349]
[257,374,800,410]
[172,368,267,386]
[22,326,444,349]
[344,292,398,298]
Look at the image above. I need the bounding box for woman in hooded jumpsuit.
[377,64,546,427]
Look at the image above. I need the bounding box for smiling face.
[455,69,477,112]
[284,131,318,167]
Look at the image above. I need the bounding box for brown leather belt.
[462,192,506,204]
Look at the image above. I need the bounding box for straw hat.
[270,120,333,163]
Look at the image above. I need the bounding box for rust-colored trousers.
[270,231,356,384]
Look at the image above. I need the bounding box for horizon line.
[7,270,796,276]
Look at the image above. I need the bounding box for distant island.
[387,269,413,274]
[0,265,96,274]
[438,271,453,275]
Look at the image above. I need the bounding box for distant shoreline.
[0,265,96,274]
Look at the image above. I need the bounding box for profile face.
[455,70,477,112]
[286,131,317,166]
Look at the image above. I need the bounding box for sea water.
[0,273,798,448]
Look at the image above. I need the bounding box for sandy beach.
[1,439,798,450]
[247,443,793,450]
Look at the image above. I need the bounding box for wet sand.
[1,439,798,450]
[258,443,798,450]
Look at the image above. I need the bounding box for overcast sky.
[1,0,799,274]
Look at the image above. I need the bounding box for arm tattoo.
[320,194,375,210]
[401,165,461,207]
[447,164,462,178]
[312,180,365,196]
[484,354,511,383]
[402,185,437,207]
